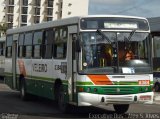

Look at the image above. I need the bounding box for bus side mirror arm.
[76,39,81,52]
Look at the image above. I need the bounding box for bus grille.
[101,87,136,95]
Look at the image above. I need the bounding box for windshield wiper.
[128,29,136,41]
[124,29,136,42]
[96,29,112,44]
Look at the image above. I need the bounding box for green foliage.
[0,23,7,33]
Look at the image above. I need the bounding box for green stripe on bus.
[76,81,154,86]
[27,75,54,81]
[5,72,68,84]
[113,81,138,85]
[77,85,152,95]
[76,81,94,85]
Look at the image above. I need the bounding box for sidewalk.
[0,81,12,91]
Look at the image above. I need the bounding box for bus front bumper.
[78,92,154,106]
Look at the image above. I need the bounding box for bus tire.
[113,104,129,114]
[154,83,160,92]
[20,78,28,101]
[57,85,70,113]
[54,79,61,102]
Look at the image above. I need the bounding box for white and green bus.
[4,15,153,113]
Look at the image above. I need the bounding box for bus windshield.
[81,31,151,74]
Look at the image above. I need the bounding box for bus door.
[12,34,18,89]
[67,25,78,103]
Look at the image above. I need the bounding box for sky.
[88,0,160,18]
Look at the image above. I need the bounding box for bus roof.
[7,16,80,35]
[7,15,148,35]
[81,15,148,20]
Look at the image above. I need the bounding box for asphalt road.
[0,80,160,119]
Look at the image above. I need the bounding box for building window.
[7,23,13,29]
[35,8,40,15]
[21,24,27,27]
[47,8,53,16]
[60,2,63,9]
[8,15,13,22]
[34,16,40,23]
[60,11,62,18]
[22,7,28,14]
[0,42,5,56]
[47,17,52,21]
[48,0,53,7]
[23,0,28,6]
[21,15,27,23]
[8,6,14,13]
[35,0,41,6]
[9,0,14,5]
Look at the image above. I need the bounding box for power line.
[113,0,153,14]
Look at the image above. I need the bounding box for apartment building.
[0,0,88,31]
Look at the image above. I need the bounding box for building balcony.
[33,5,41,8]
[6,21,13,23]
[7,4,15,7]
[6,12,14,15]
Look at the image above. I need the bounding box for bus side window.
[6,35,13,58]
[53,27,67,59]
[33,31,43,58]
[42,29,54,59]
[0,43,3,56]
[24,32,33,58]
[18,33,24,58]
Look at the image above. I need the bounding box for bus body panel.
[78,92,154,106]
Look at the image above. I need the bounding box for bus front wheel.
[113,104,129,114]
[57,85,70,113]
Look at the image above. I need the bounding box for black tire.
[154,83,160,92]
[54,84,59,102]
[57,85,70,113]
[113,104,129,114]
[20,78,28,101]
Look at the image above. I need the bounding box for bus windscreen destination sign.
[104,22,138,29]
[80,17,149,31]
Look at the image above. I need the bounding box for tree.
[0,23,7,36]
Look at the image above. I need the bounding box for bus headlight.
[79,87,84,92]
